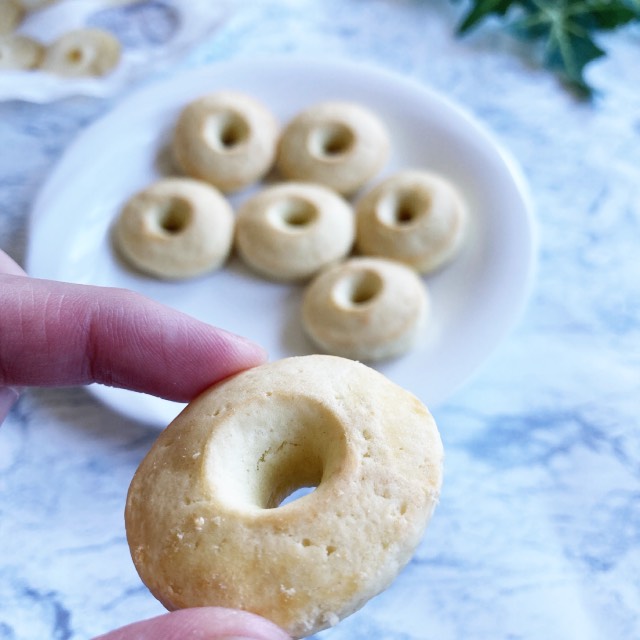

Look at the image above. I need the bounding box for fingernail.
[0,387,21,424]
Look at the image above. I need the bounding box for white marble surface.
[1,1,639,638]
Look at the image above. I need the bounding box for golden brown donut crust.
[355,170,468,274]
[41,28,121,77]
[125,355,443,638]
[113,177,234,280]
[17,0,58,10]
[0,34,43,69]
[235,181,355,282]
[172,90,280,193]
[302,256,429,361]
[0,0,23,36]
[276,101,390,195]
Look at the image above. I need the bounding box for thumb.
[93,607,291,640]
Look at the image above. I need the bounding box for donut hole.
[377,188,430,227]
[309,122,355,160]
[66,46,86,65]
[280,485,317,507]
[205,111,250,151]
[204,396,348,511]
[261,448,324,509]
[332,268,384,309]
[267,197,319,230]
[155,197,192,234]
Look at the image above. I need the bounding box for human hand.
[94,607,291,640]
[0,249,290,640]
[0,249,266,421]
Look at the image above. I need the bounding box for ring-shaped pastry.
[125,354,443,639]
[302,256,429,361]
[18,0,58,10]
[113,177,234,280]
[0,0,23,36]
[276,101,390,195]
[172,91,279,193]
[355,170,468,274]
[0,34,43,69]
[235,182,355,282]
[41,28,121,77]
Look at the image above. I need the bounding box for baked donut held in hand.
[276,101,390,195]
[125,355,443,639]
[355,169,468,274]
[172,90,280,193]
[235,181,355,282]
[113,177,234,280]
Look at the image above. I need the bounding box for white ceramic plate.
[27,57,536,427]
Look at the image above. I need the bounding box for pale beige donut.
[113,177,234,280]
[172,91,279,193]
[125,354,443,639]
[17,0,57,10]
[355,170,468,274]
[0,0,23,35]
[40,28,121,77]
[235,182,355,282]
[0,34,43,69]
[302,256,429,361]
[276,101,390,195]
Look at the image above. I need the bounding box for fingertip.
[218,329,269,369]
[158,320,269,402]
[82,287,269,403]
[94,607,291,640]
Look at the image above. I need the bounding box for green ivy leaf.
[457,0,518,33]
[455,0,640,97]
[510,4,594,94]
[578,0,639,29]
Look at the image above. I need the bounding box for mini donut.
[302,256,429,361]
[172,91,280,193]
[355,170,468,274]
[113,177,234,280]
[276,101,390,195]
[0,0,23,35]
[125,354,443,638]
[235,182,355,282]
[17,0,57,10]
[40,28,121,77]
[0,34,43,70]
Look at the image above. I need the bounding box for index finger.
[0,250,267,408]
